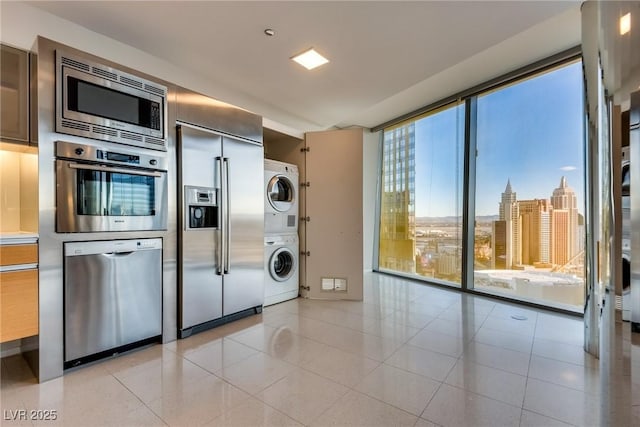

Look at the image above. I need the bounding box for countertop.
[0,232,39,245]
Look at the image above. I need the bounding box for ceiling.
[27,1,582,134]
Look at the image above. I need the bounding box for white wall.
[363,130,380,271]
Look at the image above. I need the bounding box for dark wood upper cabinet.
[1,44,37,146]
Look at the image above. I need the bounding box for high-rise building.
[437,245,459,277]
[492,220,507,269]
[551,209,570,265]
[499,179,516,220]
[491,177,580,270]
[379,123,416,273]
[519,199,551,264]
[551,176,579,266]
[497,180,520,267]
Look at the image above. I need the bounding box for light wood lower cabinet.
[0,244,38,265]
[1,269,38,342]
[1,242,39,343]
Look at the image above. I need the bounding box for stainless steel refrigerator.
[177,122,264,338]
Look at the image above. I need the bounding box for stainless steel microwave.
[56,50,168,151]
[55,140,168,233]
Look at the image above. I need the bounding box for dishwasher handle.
[102,251,135,257]
[65,239,163,257]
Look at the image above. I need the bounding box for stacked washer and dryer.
[263,159,300,306]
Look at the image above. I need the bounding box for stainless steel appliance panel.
[176,87,262,144]
[64,239,162,362]
[222,135,264,316]
[178,125,223,329]
[180,227,222,328]
[179,125,221,189]
[631,91,640,330]
[36,36,176,382]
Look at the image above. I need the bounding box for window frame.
[373,47,585,315]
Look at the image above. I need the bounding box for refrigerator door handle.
[216,156,224,275]
[223,157,231,273]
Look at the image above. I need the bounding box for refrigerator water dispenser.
[185,185,218,229]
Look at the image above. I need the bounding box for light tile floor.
[0,273,636,426]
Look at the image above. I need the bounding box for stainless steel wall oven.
[56,140,168,232]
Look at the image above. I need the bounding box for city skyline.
[490,175,581,270]
[410,174,584,220]
[412,60,584,218]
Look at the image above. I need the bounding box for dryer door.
[269,247,296,282]
[267,175,295,212]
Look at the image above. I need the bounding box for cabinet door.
[304,128,363,300]
[0,269,39,343]
[0,244,38,266]
[0,44,29,143]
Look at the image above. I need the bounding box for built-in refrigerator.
[177,120,264,338]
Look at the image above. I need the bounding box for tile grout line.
[109,370,170,427]
[518,310,539,425]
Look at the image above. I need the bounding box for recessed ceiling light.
[620,12,631,35]
[291,48,329,70]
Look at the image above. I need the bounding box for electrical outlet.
[321,277,335,290]
[334,278,347,291]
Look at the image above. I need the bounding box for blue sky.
[413,60,584,217]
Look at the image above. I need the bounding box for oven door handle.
[68,162,163,178]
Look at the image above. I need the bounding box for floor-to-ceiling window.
[376,54,585,312]
[473,60,585,311]
[379,103,464,287]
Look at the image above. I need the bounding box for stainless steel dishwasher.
[64,238,162,367]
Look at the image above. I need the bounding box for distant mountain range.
[416,215,499,224]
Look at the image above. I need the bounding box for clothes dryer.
[264,159,299,234]
[264,234,299,306]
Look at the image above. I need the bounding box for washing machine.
[264,234,299,306]
[264,159,299,234]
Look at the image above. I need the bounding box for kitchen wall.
[0,149,38,233]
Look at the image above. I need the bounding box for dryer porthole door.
[270,247,296,282]
[267,175,295,212]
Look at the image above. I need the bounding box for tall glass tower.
[379,123,416,273]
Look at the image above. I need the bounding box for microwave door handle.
[224,157,230,274]
[216,157,224,276]
[68,163,163,178]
